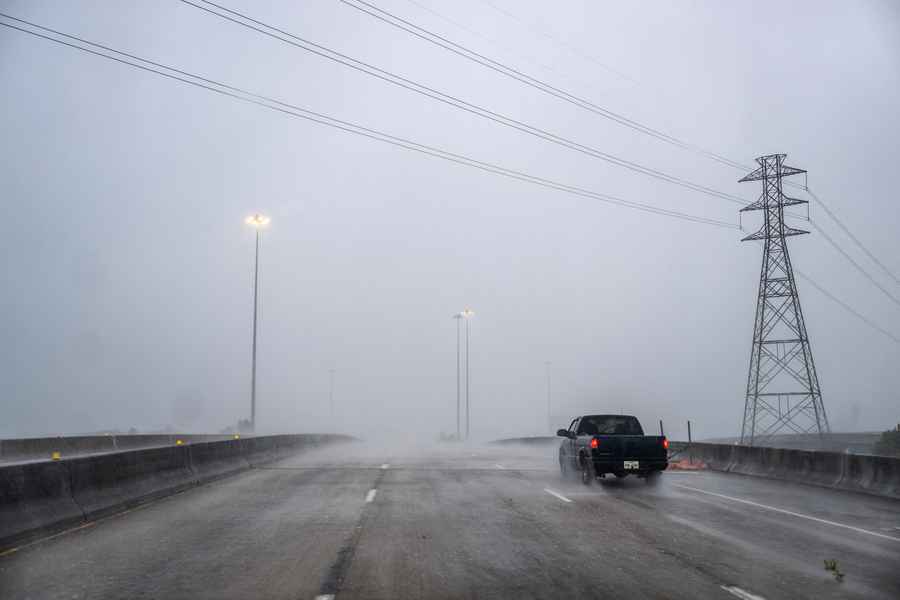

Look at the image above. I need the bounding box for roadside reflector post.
[51,451,61,461]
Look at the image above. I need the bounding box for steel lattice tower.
[739,153,830,445]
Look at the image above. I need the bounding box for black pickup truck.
[557,415,668,484]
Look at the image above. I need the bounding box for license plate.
[624,461,640,470]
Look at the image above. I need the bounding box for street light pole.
[245,213,270,432]
[251,228,259,430]
[452,313,462,441]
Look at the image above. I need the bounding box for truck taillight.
[662,437,669,449]
[590,438,599,449]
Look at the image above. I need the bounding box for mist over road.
[1,441,897,599]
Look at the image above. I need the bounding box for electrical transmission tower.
[740,153,830,445]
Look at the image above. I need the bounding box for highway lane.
[0,441,897,599]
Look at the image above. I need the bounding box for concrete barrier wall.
[0,433,353,551]
[240,436,279,465]
[69,446,196,520]
[0,434,235,464]
[112,435,176,452]
[676,441,900,500]
[0,461,85,544]
[844,453,900,498]
[188,440,251,481]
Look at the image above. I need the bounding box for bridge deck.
[1,442,897,599]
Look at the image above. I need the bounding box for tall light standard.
[452,313,463,441]
[545,361,552,433]
[245,213,270,431]
[461,308,474,440]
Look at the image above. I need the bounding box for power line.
[809,219,900,310]
[337,0,748,171]
[188,0,900,293]
[186,2,900,344]
[211,0,900,295]
[199,0,900,307]
[744,242,900,347]
[402,0,595,93]
[340,0,900,298]
[3,12,897,347]
[795,270,900,345]
[209,0,900,306]
[182,0,748,207]
[477,0,636,84]
[806,187,900,287]
[0,13,738,231]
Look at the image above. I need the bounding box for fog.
[1,0,898,442]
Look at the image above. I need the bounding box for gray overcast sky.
[1,0,898,440]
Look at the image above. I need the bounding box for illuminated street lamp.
[245,213,270,431]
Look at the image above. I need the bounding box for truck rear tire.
[580,457,592,486]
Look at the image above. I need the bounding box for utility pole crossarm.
[741,225,809,242]
[740,194,808,212]
[739,156,807,182]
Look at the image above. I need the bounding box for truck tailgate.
[595,435,667,459]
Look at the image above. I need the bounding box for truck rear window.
[578,416,644,435]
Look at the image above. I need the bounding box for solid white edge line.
[365,489,377,503]
[543,488,573,503]
[674,484,900,542]
[721,585,766,600]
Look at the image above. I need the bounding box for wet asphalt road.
[1,441,898,599]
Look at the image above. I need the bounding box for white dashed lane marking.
[543,488,573,503]
[365,489,377,503]
[721,585,766,600]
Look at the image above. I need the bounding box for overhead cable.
[342,0,900,294]
[0,13,738,231]
[183,0,748,207]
